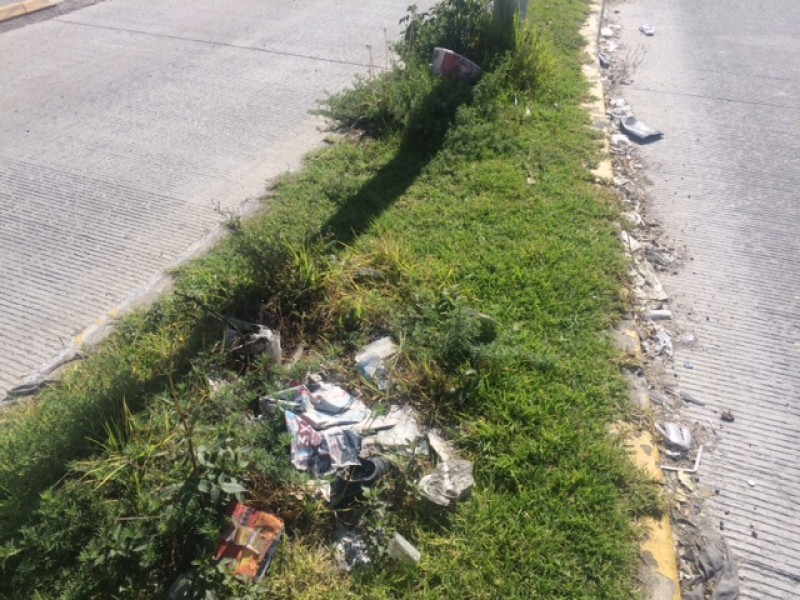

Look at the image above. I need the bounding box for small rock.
[721,409,735,423]
[747,479,756,487]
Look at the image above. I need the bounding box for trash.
[285,411,324,472]
[652,329,673,358]
[646,309,673,321]
[386,532,421,565]
[620,230,641,252]
[632,258,669,302]
[680,391,706,406]
[215,502,284,582]
[355,337,397,365]
[662,445,703,473]
[427,429,457,463]
[310,383,355,414]
[285,411,362,475]
[302,387,371,430]
[225,325,282,365]
[600,26,614,38]
[684,362,695,370]
[656,421,693,452]
[333,529,370,573]
[355,337,398,391]
[598,51,610,68]
[679,332,697,345]
[620,116,663,142]
[639,24,655,36]
[611,133,632,147]
[678,471,695,492]
[430,47,481,83]
[720,410,735,423]
[322,429,362,471]
[696,533,740,600]
[360,405,424,453]
[418,460,474,508]
[330,457,394,508]
[645,245,677,268]
[260,384,310,415]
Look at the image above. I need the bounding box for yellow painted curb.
[0,0,58,23]
[580,1,613,183]
[618,425,681,600]
[580,4,682,596]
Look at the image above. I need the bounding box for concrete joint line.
[0,0,58,22]
[581,2,680,598]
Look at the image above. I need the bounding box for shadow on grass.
[0,308,219,537]
[320,78,472,245]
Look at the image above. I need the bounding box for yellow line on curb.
[0,0,58,23]
[581,2,682,594]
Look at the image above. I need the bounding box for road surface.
[0,0,426,396]
[614,0,800,597]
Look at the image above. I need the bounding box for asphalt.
[0,0,430,397]
[613,0,800,597]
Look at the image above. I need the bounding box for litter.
[600,26,614,38]
[322,429,362,471]
[678,471,695,492]
[611,133,632,147]
[225,325,282,365]
[215,502,284,582]
[620,116,663,142]
[355,337,398,391]
[418,460,474,507]
[598,52,610,68]
[302,387,371,430]
[333,529,370,573]
[360,405,424,453]
[680,332,697,345]
[639,24,655,36]
[430,47,481,83]
[680,391,706,407]
[652,329,673,358]
[645,245,677,268]
[684,362,695,370]
[720,410,735,423]
[662,445,704,473]
[355,337,397,365]
[646,309,673,321]
[330,457,394,508]
[656,421,693,452]
[260,384,310,415]
[310,383,355,414]
[427,429,457,463]
[285,411,324,472]
[386,533,421,565]
[696,533,740,600]
[632,259,669,302]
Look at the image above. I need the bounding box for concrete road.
[613,1,800,597]
[0,0,427,396]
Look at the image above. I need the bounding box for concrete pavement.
[0,0,428,397]
[613,1,800,597]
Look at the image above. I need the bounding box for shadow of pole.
[318,78,474,246]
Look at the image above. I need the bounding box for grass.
[0,1,661,598]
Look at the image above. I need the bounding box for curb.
[580,3,681,599]
[614,328,681,600]
[580,1,613,183]
[0,0,58,23]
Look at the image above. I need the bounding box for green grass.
[0,2,661,598]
